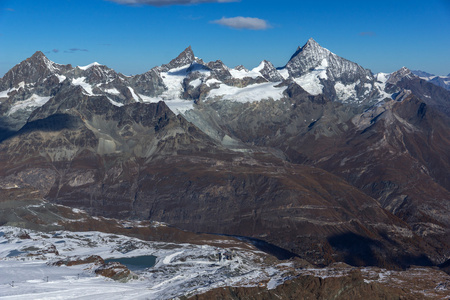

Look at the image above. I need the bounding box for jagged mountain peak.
[255,60,284,82]
[163,46,196,70]
[259,59,274,67]
[304,37,321,49]
[288,38,330,63]
[282,38,376,102]
[284,38,333,79]
[30,51,46,60]
[0,51,71,90]
[399,66,412,73]
[27,51,63,72]
[284,38,373,82]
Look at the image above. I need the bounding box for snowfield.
[292,58,328,96]
[229,61,266,79]
[72,77,96,96]
[0,226,289,299]
[7,94,52,116]
[206,82,286,103]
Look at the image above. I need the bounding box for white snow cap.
[78,62,102,70]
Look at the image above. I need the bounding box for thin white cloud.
[106,0,238,6]
[212,16,270,30]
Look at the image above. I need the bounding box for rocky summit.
[0,38,449,298]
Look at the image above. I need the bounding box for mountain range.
[0,38,449,274]
[412,70,450,91]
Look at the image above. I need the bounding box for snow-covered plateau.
[0,226,288,299]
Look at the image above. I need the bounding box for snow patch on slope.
[374,72,393,100]
[127,87,140,102]
[294,74,323,95]
[137,65,195,115]
[72,77,95,95]
[159,65,189,100]
[7,94,51,115]
[107,97,124,107]
[139,94,194,115]
[334,81,359,102]
[206,82,287,103]
[104,87,120,95]
[43,56,62,73]
[0,88,14,98]
[56,75,66,83]
[189,78,202,88]
[292,59,328,96]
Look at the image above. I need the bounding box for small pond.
[104,255,157,271]
[7,250,26,257]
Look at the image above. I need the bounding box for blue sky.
[0,0,449,76]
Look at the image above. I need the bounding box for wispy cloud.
[359,31,376,37]
[5,8,15,12]
[106,0,238,6]
[211,16,270,30]
[45,49,60,54]
[65,48,89,53]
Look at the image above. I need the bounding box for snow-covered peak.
[284,39,333,78]
[253,60,269,73]
[375,72,391,83]
[304,37,322,50]
[290,38,331,61]
[77,62,102,70]
[229,61,267,79]
[285,38,373,82]
[228,60,283,82]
